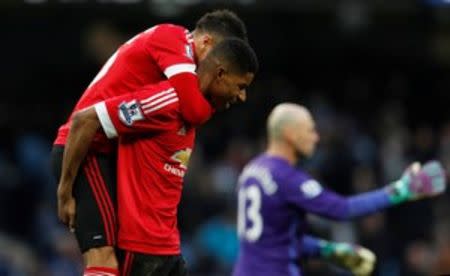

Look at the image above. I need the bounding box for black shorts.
[51,146,117,253]
[119,251,188,276]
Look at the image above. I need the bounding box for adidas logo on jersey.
[92,235,103,240]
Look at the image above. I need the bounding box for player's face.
[292,116,320,157]
[208,71,254,111]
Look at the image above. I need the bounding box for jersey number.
[238,185,263,242]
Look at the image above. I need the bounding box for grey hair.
[267,103,307,141]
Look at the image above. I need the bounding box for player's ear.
[201,34,214,50]
[216,65,226,80]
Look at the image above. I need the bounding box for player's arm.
[146,26,212,125]
[283,162,446,220]
[58,93,164,198]
[93,85,179,137]
[168,73,212,125]
[57,107,100,229]
[66,86,178,148]
[301,235,376,276]
[57,85,178,228]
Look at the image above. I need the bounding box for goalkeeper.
[233,103,446,276]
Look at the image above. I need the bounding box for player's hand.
[323,242,376,276]
[57,186,76,232]
[386,161,447,204]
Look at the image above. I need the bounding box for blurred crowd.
[2,3,450,276]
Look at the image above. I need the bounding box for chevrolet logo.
[171,148,192,169]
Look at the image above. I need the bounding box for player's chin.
[302,148,315,158]
[205,95,216,108]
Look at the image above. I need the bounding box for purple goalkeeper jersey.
[233,154,390,276]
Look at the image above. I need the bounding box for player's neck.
[197,67,214,95]
[192,30,207,62]
[266,142,298,165]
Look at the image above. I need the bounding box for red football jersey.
[54,24,197,152]
[94,81,195,254]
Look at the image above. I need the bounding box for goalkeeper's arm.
[301,235,376,276]
[289,161,446,220]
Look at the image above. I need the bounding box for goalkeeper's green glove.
[319,240,376,276]
[386,160,446,205]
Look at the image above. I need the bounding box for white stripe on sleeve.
[164,63,196,78]
[94,102,118,139]
[141,92,177,110]
[140,88,174,104]
[143,98,179,114]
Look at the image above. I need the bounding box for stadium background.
[1,1,450,275]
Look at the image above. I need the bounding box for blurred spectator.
[404,241,434,276]
[82,21,125,66]
[193,204,238,276]
[0,233,39,276]
[45,228,82,276]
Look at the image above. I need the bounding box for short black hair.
[195,9,248,42]
[209,38,259,75]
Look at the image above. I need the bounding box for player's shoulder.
[156,23,189,33]
[237,155,279,195]
[136,80,170,91]
[137,81,180,114]
[241,154,297,184]
[282,167,325,199]
[150,24,190,41]
[285,167,313,185]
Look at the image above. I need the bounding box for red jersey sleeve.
[145,24,196,78]
[94,83,179,138]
